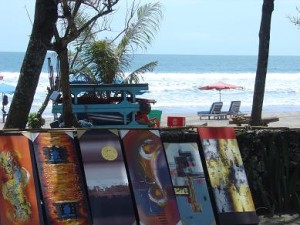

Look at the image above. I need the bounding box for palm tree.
[71,2,162,85]
[4,0,58,129]
[250,0,274,126]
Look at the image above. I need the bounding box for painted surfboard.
[31,131,92,225]
[163,142,216,225]
[198,127,258,225]
[120,129,182,225]
[0,133,43,225]
[77,129,137,225]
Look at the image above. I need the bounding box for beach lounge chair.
[197,102,226,120]
[224,101,244,118]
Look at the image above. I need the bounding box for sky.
[0,0,300,56]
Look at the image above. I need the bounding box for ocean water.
[0,52,300,117]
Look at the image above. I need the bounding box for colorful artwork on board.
[163,142,216,225]
[31,131,91,225]
[120,129,181,225]
[198,127,258,225]
[0,133,43,225]
[77,129,136,225]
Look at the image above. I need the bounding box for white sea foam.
[1,71,300,117]
[141,72,300,114]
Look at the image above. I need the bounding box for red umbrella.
[199,81,243,101]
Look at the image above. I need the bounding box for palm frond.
[69,2,162,85]
[123,61,158,84]
[117,2,163,56]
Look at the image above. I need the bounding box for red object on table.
[167,116,185,127]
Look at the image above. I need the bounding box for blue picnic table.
[52,83,155,128]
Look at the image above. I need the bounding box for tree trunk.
[58,48,78,127]
[249,0,274,126]
[37,88,52,118]
[4,0,57,129]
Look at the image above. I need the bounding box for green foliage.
[123,61,158,84]
[89,41,119,84]
[237,130,300,215]
[117,2,163,54]
[27,113,45,129]
[70,2,162,85]
[263,134,300,214]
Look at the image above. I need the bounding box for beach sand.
[6,111,294,129]
[0,111,299,129]
[258,214,300,225]
[159,111,300,128]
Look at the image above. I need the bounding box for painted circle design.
[101,145,118,161]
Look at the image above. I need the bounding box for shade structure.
[0,83,15,94]
[199,81,243,101]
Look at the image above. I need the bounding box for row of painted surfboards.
[0,127,259,225]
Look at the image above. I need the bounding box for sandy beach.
[258,214,300,225]
[0,110,299,129]
[159,111,300,128]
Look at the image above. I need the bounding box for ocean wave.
[0,71,300,117]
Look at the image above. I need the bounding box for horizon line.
[0,51,299,57]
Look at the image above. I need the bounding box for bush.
[237,129,300,215]
[27,113,45,129]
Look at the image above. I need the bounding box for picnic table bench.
[52,83,155,128]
